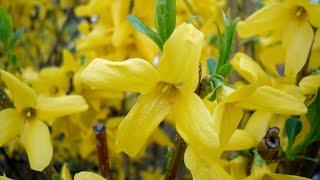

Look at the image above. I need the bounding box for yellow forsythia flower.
[0,70,88,171]
[81,23,219,158]
[238,0,320,79]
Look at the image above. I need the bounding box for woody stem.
[165,134,187,180]
[93,123,112,180]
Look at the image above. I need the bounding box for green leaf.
[286,89,320,159]
[0,6,13,50]
[307,90,320,126]
[252,149,266,166]
[285,117,302,151]
[208,76,224,101]
[127,14,163,50]
[313,69,320,75]
[154,0,176,44]
[207,57,216,75]
[53,174,62,180]
[217,63,233,77]
[213,12,239,75]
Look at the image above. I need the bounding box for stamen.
[21,107,37,121]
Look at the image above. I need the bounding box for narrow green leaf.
[0,6,13,50]
[207,57,217,75]
[285,117,302,151]
[217,63,233,77]
[307,89,320,126]
[154,0,176,43]
[127,14,163,50]
[213,12,238,74]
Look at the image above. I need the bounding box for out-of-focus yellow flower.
[0,175,12,180]
[0,70,88,171]
[76,0,158,62]
[238,0,320,79]
[74,171,105,180]
[81,23,219,159]
[31,67,69,96]
[141,168,164,180]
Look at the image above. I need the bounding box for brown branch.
[93,123,112,180]
[165,135,187,180]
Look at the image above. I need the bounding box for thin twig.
[93,123,112,180]
[165,135,187,180]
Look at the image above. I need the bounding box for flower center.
[295,6,307,19]
[21,107,37,121]
[157,82,179,98]
[50,86,59,95]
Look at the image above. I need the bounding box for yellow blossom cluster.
[0,0,320,180]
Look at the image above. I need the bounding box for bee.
[257,127,280,160]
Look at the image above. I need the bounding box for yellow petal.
[112,21,131,47]
[74,172,105,180]
[0,70,37,110]
[135,31,159,62]
[273,83,306,102]
[230,53,271,85]
[237,86,307,115]
[212,102,243,147]
[184,147,233,180]
[152,128,174,147]
[224,85,258,103]
[0,108,23,147]
[270,173,310,180]
[304,3,320,28]
[115,90,171,157]
[230,156,248,179]
[237,3,290,37]
[61,164,72,180]
[310,50,320,71]
[173,93,219,161]
[81,58,158,93]
[299,75,320,95]
[294,116,311,146]
[245,110,273,145]
[283,19,313,78]
[37,95,88,119]
[157,23,204,94]
[259,43,285,75]
[224,129,255,151]
[21,120,53,171]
